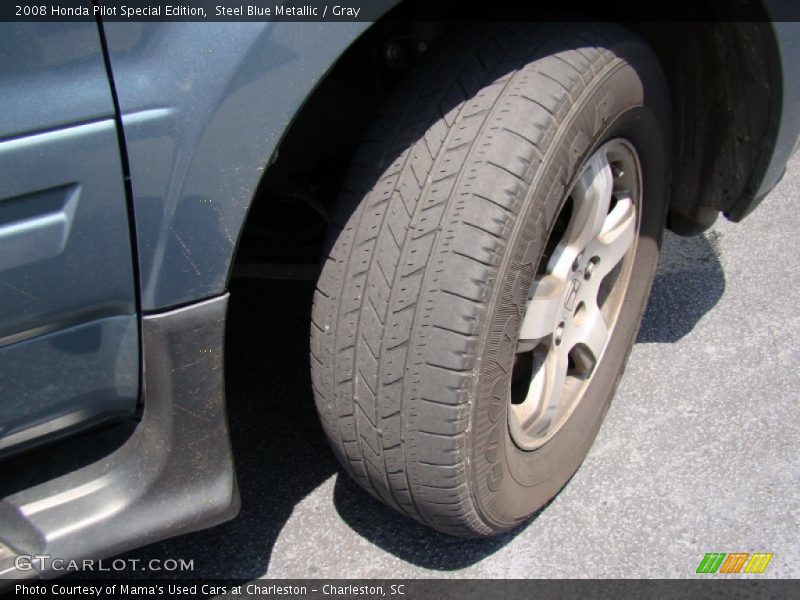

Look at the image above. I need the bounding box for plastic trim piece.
[0,294,239,581]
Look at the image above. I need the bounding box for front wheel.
[311,22,671,537]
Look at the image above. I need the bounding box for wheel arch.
[104,13,400,312]
[242,1,788,256]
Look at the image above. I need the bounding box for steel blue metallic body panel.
[0,23,120,139]
[103,20,389,310]
[760,17,800,194]
[0,121,135,340]
[0,24,138,453]
[0,316,138,456]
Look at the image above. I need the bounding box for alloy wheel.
[509,138,642,450]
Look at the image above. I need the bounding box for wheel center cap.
[564,275,582,312]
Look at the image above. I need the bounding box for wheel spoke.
[518,274,563,345]
[538,348,570,429]
[570,307,609,373]
[563,151,615,251]
[591,196,636,279]
[516,347,569,433]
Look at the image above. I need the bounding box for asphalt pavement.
[119,154,799,579]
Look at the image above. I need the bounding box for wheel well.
[232,0,781,271]
[639,17,781,233]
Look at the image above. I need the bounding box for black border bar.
[3,0,799,23]
[4,579,800,599]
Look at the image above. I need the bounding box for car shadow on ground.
[637,230,725,343]
[113,231,724,578]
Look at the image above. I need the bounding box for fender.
[103,13,397,311]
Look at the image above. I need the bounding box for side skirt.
[0,294,239,580]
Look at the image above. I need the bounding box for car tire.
[311,22,671,537]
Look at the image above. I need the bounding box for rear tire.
[311,22,671,536]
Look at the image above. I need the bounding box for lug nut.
[584,256,599,280]
[554,323,565,346]
[385,43,406,67]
